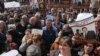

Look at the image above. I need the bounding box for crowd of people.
[0,5,100,56]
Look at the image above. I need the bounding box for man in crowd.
[42,19,57,56]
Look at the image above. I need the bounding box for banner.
[4,1,20,8]
[69,13,96,34]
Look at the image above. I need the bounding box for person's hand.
[25,33,33,41]
[26,39,32,44]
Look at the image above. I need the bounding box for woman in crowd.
[5,29,18,52]
[26,33,42,56]
[19,29,42,56]
[22,29,32,44]
[53,36,72,56]
[19,29,33,56]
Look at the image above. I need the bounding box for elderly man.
[42,19,57,56]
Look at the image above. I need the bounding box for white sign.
[70,22,96,34]
[4,1,21,8]
[0,50,19,56]
[32,29,43,35]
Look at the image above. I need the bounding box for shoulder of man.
[52,26,57,31]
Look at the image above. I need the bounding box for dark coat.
[27,23,42,29]
[42,26,57,56]
[0,32,6,44]
[16,23,27,37]
[71,43,82,56]
[0,32,6,54]
[86,31,96,39]
[82,31,96,40]
[42,26,56,44]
